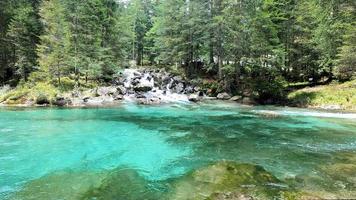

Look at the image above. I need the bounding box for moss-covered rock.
[11,171,106,200]
[80,168,162,200]
[168,161,291,200]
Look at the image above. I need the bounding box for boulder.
[85,96,114,106]
[162,76,171,85]
[97,87,117,96]
[217,92,231,100]
[203,96,217,100]
[116,86,127,95]
[184,86,194,94]
[35,94,50,105]
[135,93,146,99]
[134,84,153,92]
[194,86,201,92]
[174,82,185,93]
[188,94,201,102]
[136,97,161,105]
[321,104,342,110]
[242,97,255,105]
[133,71,142,77]
[113,94,124,101]
[53,97,72,106]
[173,76,183,82]
[230,95,242,102]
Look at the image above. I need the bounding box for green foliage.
[6,1,41,82]
[37,0,69,84]
[335,24,356,81]
[29,82,58,104]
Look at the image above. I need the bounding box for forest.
[0,0,355,105]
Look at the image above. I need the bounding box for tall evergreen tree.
[4,1,41,83]
[37,0,69,84]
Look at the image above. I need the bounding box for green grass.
[287,80,356,110]
[0,82,58,105]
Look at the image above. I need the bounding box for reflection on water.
[0,102,356,199]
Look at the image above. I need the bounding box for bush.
[29,82,58,104]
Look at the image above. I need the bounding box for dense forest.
[0,0,355,103]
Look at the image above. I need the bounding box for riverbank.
[287,80,356,111]
[1,69,355,111]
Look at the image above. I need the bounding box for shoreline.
[1,99,356,114]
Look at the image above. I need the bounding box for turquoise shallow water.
[1,102,356,199]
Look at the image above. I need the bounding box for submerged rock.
[168,161,288,200]
[11,168,163,200]
[81,168,162,200]
[11,171,106,200]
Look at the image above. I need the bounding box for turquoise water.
[1,102,356,199]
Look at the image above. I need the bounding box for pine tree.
[336,24,356,80]
[37,0,69,85]
[7,2,41,82]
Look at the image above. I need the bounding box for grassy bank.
[287,80,356,111]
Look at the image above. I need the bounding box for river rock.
[188,94,201,102]
[230,95,242,102]
[169,161,284,200]
[35,94,50,105]
[113,94,124,101]
[242,97,255,105]
[194,86,201,92]
[53,97,72,106]
[97,86,117,96]
[134,84,153,92]
[137,97,161,105]
[85,96,114,106]
[320,104,342,110]
[116,86,127,95]
[184,86,194,94]
[217,93,231,100]
[174,82,185,93]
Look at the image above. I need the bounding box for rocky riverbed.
[13,68,253,107]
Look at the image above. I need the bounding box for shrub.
[29,82,58,104]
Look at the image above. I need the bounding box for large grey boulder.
[217,92,231,100]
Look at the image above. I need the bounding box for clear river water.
[0,102,356,199]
